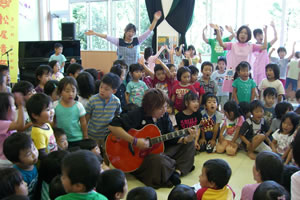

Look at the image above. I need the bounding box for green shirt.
[55,191,108,200]
[208,37,231,63]
[232,78,256,103]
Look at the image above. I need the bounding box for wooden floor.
[125,151,255,199]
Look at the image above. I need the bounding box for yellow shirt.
[31,123,57,153]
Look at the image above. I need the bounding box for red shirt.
[152,76,174,98]
[193,81,205,96]
[171,83,197,111]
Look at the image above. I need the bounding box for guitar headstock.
[200,117,215,132]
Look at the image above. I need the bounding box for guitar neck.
[150,125,198,145]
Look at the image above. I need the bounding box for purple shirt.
[241,183,260,200]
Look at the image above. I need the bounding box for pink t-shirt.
[251,49,269,85]
[171,84,197,111]
[222,42,261,92]
[0,120,15,160]
[240,183,260,200]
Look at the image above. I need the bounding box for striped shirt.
[86,94,121,139]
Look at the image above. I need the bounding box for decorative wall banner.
[0,0,19,83]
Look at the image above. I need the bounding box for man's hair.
[26,93,51,123]
[67,63,83,76]
[53,127,66,139]
[142,88,168,116]
[250,100,264,114]
[203,159,232,189]
[201,61,213,72]
[167,184,196,200]
[62,150,100,192]
[3,133,33,163]
[263,87,277,98]
[54,43,63,49]
[35,65,52,84]
[96,169,126,200]
[79,139,98,151]
[101,73,121,90]
[0,168,24,199]
[255,151,283,183]
[126,187,157,200]
[12,81,34,96]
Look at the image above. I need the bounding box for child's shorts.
[285,78,298,91]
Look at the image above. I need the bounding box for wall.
[19,0,40,41]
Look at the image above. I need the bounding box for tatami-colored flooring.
[125,151,255,199]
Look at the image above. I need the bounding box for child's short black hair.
[237,25,252,42]
[183,91,198,110]
[167,184,196,200]
[188,65,199,75]
[110,64,123,78]
[296,89,300,100]
[84,68,98,81]
[234,61,251,80]
[67,63,83,76]
[129,64,143,73]
[239,102,250,118]
[49,175,66,200]
[3,133,33,163]
[182,59,189,67]
[62,150,100,192]
[101,73,121,90]
[35,65,52,84]
[44,80,59,97]
[280,112,300,136]
[255,151,283,183]
[126,187,157,200]
[253,180,290,200]
[277,47,287,54]
[54,43,63,49]
[144,47,153,61]
[201,61,213,72]
[96,169,126,200]
[217,56,227,65]
[12,81,34,96]
[253,28,263,38]
[154,64,164,73]
[26,93,51,123]
[266,64,280,80]
[167,64,176,70]
[295,51,300,59]
[57,76,78,95]
[274,102,293,119]
[76,72,95,99]
[49,60,59,69]
[202,93,218,106]
[79,139,97,151]
[122,103,139,114]
[0,64,9,74]
[53,127,66,139]
[177,67,191,81]
[292,129,300,166]
[39,150,69,184]
[2,195,30,200]
[113,60,128,70]
[203,159,231,189]
[0,92,13,120]
[224,101,241,119]
[250,100,264,113]
[263,87,277,98]
[0,168,24,199]
[187,45,196,55]
[280,164,300,193]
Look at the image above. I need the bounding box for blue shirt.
[86,94,121,139]
[126,80,148,106]
[14,165,38,199]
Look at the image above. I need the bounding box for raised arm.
[269,21,278,47]
[225,25,236,41]
[269,48,275,59]
[287,42,296,61]
[166,47,175,64]
[211,24,226,49]
[139,57,154,79]
[157,59,171,78]
[148,11,162,31]
[260,25,268,50]
[85,30,107,39]
[153,45,166,59]
[202,26,209,44]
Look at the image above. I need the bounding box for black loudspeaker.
[61,22,75,40]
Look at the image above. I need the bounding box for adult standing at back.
[85,11,162,67]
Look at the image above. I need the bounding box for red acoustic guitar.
[106,124,198,173]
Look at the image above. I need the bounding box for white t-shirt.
[223,116,244,143]
[211,70,229,96]
[272,129,294,155]
[258,78,285,100]
[291,171,300,199]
